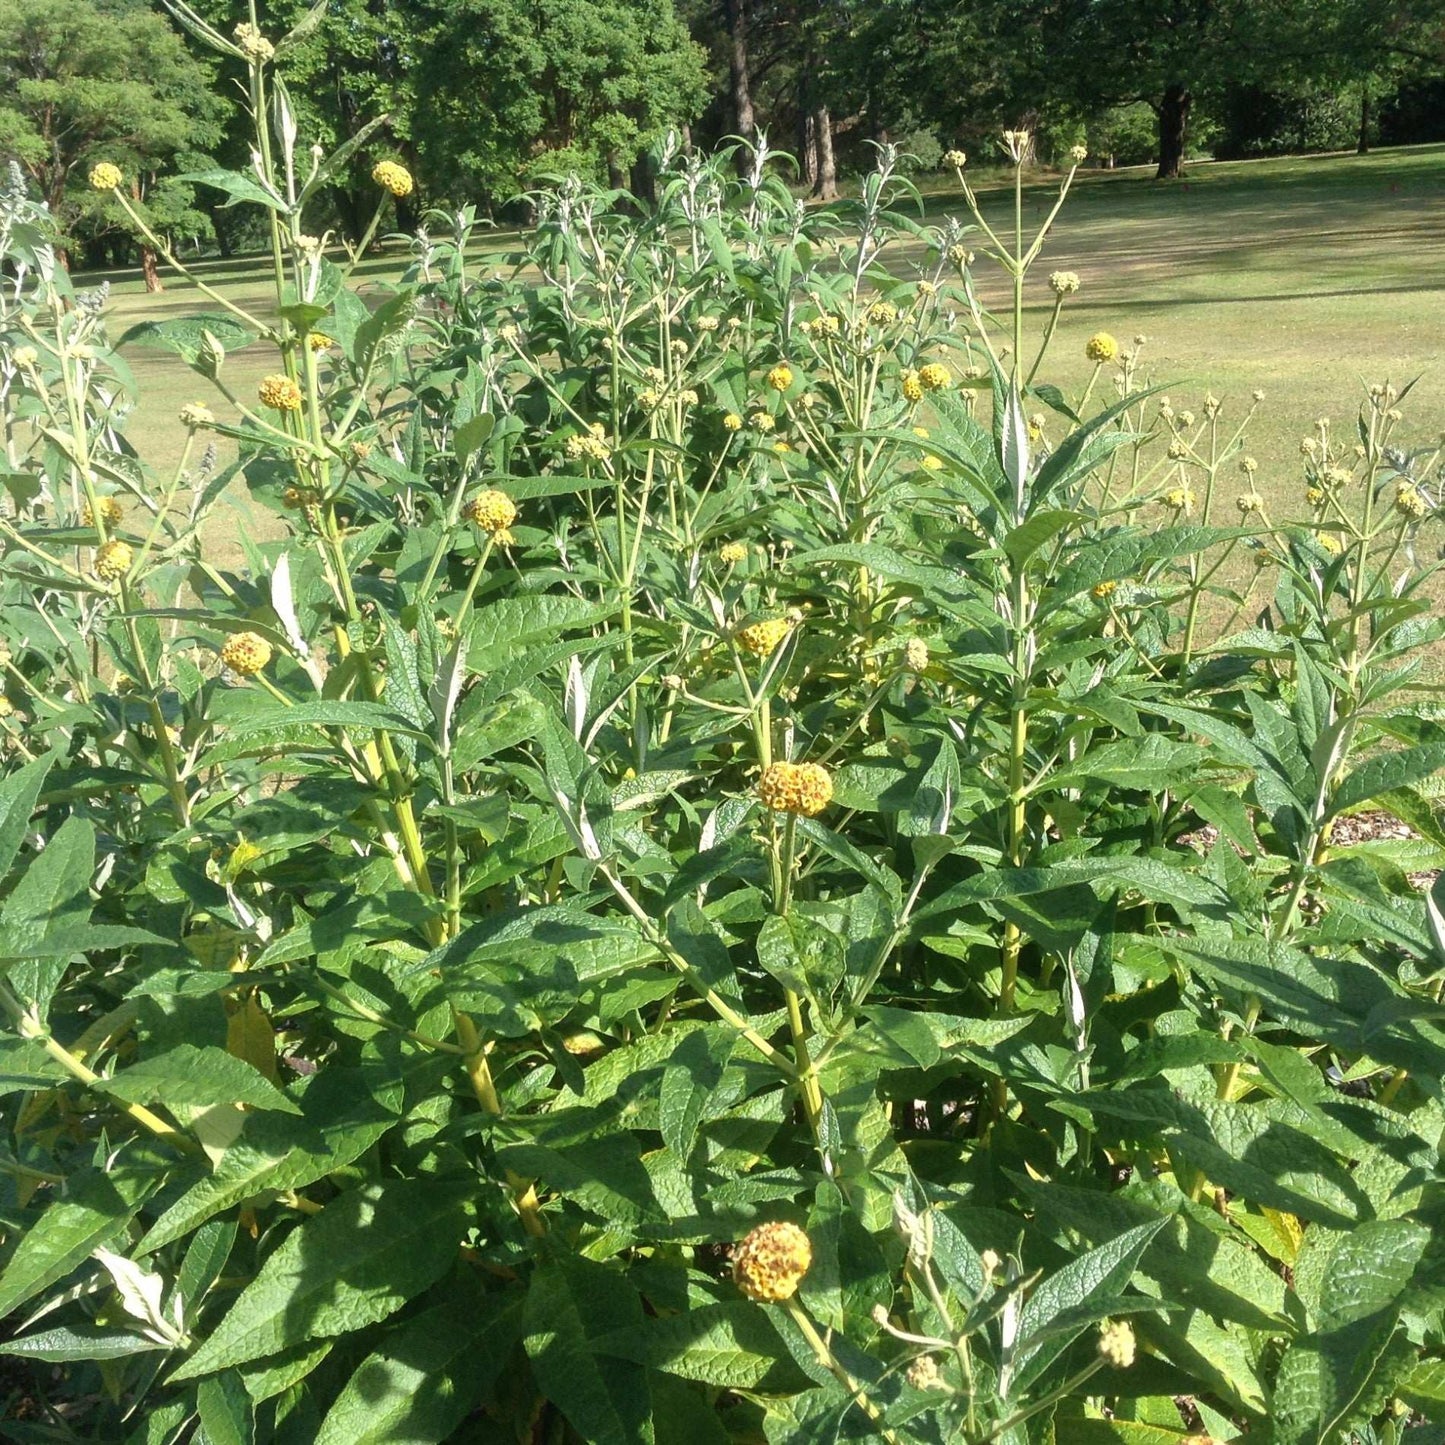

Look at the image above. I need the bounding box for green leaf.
[97,1044,300,1114]
[1008,1218,1168,1395]
[116,313,258,361]
[0,1166,162,1319]
[523,1254,654,1445]
[138,1067,402,1254]
[0,1325,167,1361]
[600,1301,805,1391]
[169,1178,470,1380]
[197,1371,254,1445]
[659,1027,736,1161]
[1003,508,1080,567]
[220,700,428,744]
[315,1287,521,1445]
[1330,743,1445,819]
[178,169,287,212]
[0,752,55,881]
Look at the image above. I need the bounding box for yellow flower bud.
[732,1221,812,1301]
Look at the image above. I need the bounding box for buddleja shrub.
[3,11,1445,1443]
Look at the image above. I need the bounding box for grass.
[87,143,1445,579]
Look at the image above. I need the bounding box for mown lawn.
[91,143,1445,579]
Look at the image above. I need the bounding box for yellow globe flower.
[88,162,122,192]
[1396,485,1428,520]
[904,637,929,672]
[919,455,944,472]
[372,160,414,197]
[755,762,833,818]
[749,412,776,433]
[308,332,335,352]
[723,412,744,431]
[1164,486,1195,515]
[736,618,790,656]
[1092,579,1117,599]
[733,1221,812,1301]
[1317,532,1343,556]
[1085,332,1119,363]
[466,489,518,535]
[179,401,215,429]
[901,370,924,403]
[866,301,899,326]
[1097,1321,1136,1370]
[766,364,794,393]
[94,539,132,581]
[719,541,748,565]
[918,362,950,392]
[1236,493,1265,515]
[83,496,124,529]
[221,631,272,676]
[258,374,303,412]
[942,149,967,169]
[1049,270,1080,296]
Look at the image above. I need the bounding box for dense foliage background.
[1,0,1444,276]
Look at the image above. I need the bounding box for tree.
[0,0,223,280]
[408,0,708,206]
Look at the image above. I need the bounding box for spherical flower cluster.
[1239,455,1258,475]
[805,314,840,339]
[1048,270,1080,296]
[749,412,776,433]
[919,455,944,472]
[1322,465,1351,488]
[283,485,320,509]
[732,1221,812,1301]
[736,618,791,656]
[696,315,720,333]
[466,489,518,535]
[773,440,792,455]
[11,346,38,369]
[179,401,215,429]
[1085,332,1119,363]
[233,21,275,60]
[766,364,794,393]
[1305,486,1325,506]
[1097,1321,1136,1370]
[942,149,967,169]
[907,1355,942,1390]
[1178,410,1196,429]
[947,244,973,268]
[904,637,929,672]
[1317,532,1343,556]
[309,332,335,352]
[1070,144,1089,163]
[88,162,122,192]
[1167,440,1189,462]
[94,539,132,581]
[1092,579,1117,599]
[221,631,272,676]
[1395,485,1428,520]
[918,362,950,392]
[372,160,414,197]
[81,497,123,529]
[720,541,748,565]
[1236,492,1265,515]
[258,374,303,412]
[865,301,899,327]
[638,388,662,412]
[565,423,611,463]
[901,370,924,403]
[756,761,833,817]
[723,412,744,431]
[1164,486,1195,515]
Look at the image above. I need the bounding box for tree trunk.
[725,0,755,141]
[811,106,837,200]
[140,244,164,293]
[799,107,818,191]
[1155,82,1191,179]
[630,153,656,205]
[1357,81,1372,154]
[607,150,626,191]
